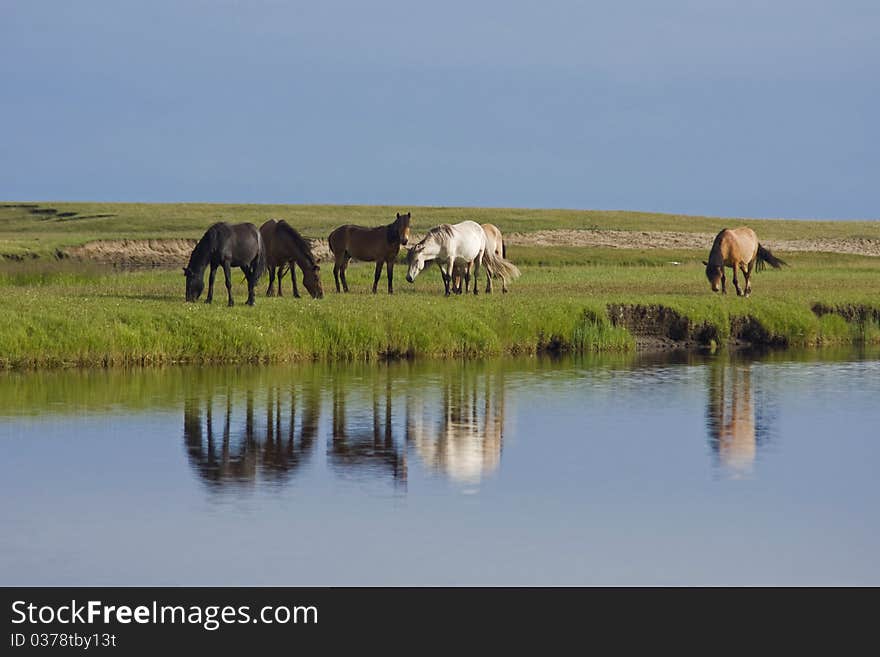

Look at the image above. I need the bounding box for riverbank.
[2,245,879,368]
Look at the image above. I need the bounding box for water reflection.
[180,363,508,490]
[407,366,505,485]
[183,383,319,488]
[705,359,775,477]
[329,372,407,485]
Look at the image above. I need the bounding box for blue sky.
[2,0,878,218]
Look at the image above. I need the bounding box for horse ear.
[701,261,708,266]
[396,212,401,220]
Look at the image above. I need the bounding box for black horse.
[184,222,266,306]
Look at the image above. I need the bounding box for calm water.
[1,349,879,585]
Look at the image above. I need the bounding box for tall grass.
[1,249,879,368]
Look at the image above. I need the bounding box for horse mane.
[277,221,318,267]
[707,231,726,266]
[187,223,220,271]
[425,224,455,241]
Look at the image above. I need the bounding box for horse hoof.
[205,299,212,304]
[228,301,234,307]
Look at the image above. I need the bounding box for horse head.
[183,266,204,302]
[392,212,412,246]
[703,261,723,293]
[302,263,324,299]
[406,243,426,283]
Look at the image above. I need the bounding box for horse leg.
[245,266,256,306]
[732,265,743,296]
[386,258,394,294]
[276,265,284,297]
[720,268,727,295]
[206,264,218,304]
[461,262,471,296]
[223,262,234,306]
[340,256,351,293]
[372,261,384,294]
[266,266,276,297]
[744,261,754,296]
[444,258,454,296]
[290,262,300,298]
[485,258,493,294]
[472,252,481,295]
[333,256,342,293]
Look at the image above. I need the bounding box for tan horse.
[446,223,510,294]
[260,219,323,299]
[703,227,786,296]
[328,212,412,294]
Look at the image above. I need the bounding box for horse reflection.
[184,384,319,488]
[407,368,505,484]
[329,374,407,484]
[706,361,773,476]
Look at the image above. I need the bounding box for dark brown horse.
[327,212,412,294]
[260,219,324,299]
[703,227,786,296]
[184,222,265,306]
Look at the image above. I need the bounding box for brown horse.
[703,227,786,296]
[328,212,412,294]
[445,223,509,294]
[259,219,323,299]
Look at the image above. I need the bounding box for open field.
[1,202,879,368]
[3,201,880,262]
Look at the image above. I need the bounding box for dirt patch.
[507,229,880,257]
[66,239,197,266]
[606,303,789,348]
[812,303,880,325]
[64,237,332,267]
[55,227,880,267]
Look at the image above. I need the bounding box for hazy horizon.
[2,1,878,220]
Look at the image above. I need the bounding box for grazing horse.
[327,212,412,294]
[406,221,520,296]
[444,223,509,294]
[703,227,786,296]
[184,222,265,306]
[260,219,324,299]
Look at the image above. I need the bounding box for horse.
[259,219,324,299]
[327,212,412,294]
[703,227,786,296]
[444,223,509,294]
[406,221,520,296]
[183,222,265,306]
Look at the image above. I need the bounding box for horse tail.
[755,243,786,272]
[251,231,267,283]
[501,238,507,260]
[482,248,521,285]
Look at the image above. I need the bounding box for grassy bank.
[2,244,879,368]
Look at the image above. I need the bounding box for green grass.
[1,245,879,368]
[3,201,880,260]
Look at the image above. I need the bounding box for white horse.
[405,221,520,295]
